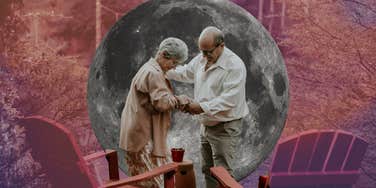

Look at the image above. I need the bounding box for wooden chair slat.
[271,138,297,172]
[291,132,318,172]
[325,133,352,171]
[344,138,368,171]
[308,131,334,171]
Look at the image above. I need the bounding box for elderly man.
[119,37,188,188]
[166,26,249,187]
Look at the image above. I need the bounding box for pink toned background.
[0,0,375,187]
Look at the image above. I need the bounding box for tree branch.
[289,74,344,90]
[307,16,342,41]
[356,48,375,76]
[342,0,376,14]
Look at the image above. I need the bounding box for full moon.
[87,0,289,186]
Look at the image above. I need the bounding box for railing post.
[105,150,120,181]
[164,171,175,188]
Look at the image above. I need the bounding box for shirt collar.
[200,47,230,70]
[215,47,230,69]
[148,58,163,73]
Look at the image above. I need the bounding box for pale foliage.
[281,0,376,134]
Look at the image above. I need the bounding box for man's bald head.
[198,26,225,64]
[198,26,225,47]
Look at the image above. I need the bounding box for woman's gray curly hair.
[157,37,188,63]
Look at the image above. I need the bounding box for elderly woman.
[119,37,189,187]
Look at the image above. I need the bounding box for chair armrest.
[84,150,120,181]
[83,150,115,162]
[210,166,242,188]
[101,163,179,188]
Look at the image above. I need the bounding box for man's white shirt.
[166,47,249,126]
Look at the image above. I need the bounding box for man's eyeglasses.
[201,43,222,56]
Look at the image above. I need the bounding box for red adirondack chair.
[259,129,369,188]
[19,116,185,187]
[19,116,96,188]
[20,116,243,187]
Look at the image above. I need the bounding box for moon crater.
[87,0,289,186]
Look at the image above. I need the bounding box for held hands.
[175,95,193,111]
[184,102,204,114]
[174,95,204,115]
[175,95,192,106]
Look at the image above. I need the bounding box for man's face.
[199,38,224,64]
